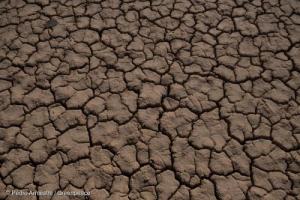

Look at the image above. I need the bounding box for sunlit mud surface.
[0,0,300,199]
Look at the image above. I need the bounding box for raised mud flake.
[239,37,259,56]
[137,107,161,131]
[27,41,54,65]
[190,179,217,200]
[90,121,118,146]
[113,145,140,174]
[139,83,166,107]
[33,154,62,192]
[148,134,172,170]
[84,97,106,116]
[66,89,93,108]
[57,126,90,161]
[212,174,251,200]
[110,175,130,194]
[23,88,54,110]
[29,138,55,164]
[0,127,20,154]
[1,149,30,178]
[10,165,34,188]
[0,105,24,127]
[64,50,89,69]
[18,4,41,18]
[228,113,253,142]
[209,151,233,175]
[90,146,113,167]
[71,29,100,45]
[91,120,140,152]
[141,56,169,74]
[288,45,300,71]
[234,17,259,36]
[188,109,229,151]
[99,94,132,124]
[53,110,86,132]
[224,139,251,175]
[156,170,180,200]
[130,165,157,192]
[160,108,197,138]
[172,137,198,185]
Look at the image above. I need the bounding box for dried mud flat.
[0,0,300,200]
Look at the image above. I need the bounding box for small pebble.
[46,19,58,28]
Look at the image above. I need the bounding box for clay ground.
[0,0,300,199]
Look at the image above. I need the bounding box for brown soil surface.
[0,0,300,200]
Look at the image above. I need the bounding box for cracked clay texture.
[0,0,300,200]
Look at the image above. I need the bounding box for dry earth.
[0,0,300,200]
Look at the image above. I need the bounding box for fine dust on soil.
[0,0,300,200]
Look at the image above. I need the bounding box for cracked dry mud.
[0,0,300,200]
